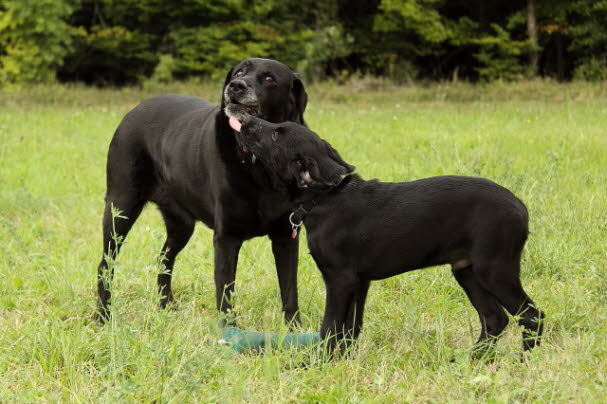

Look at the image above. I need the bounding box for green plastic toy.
[218,326,321,353]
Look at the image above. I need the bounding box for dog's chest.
[256,193,292,222]
[214,191,291,238]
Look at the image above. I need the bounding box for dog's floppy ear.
[220,66,235,110]
[289,74,308,125]
[303,141,355,188]
[324,140,355,175]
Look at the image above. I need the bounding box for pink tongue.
[229,116,242,132]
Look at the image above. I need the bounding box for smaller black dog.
[229,115,545,355]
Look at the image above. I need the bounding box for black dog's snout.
[228,79,247,93]
[241,115,253,127]
[240,116,262,137]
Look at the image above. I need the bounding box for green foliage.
[369,0,451,77]
[374,0,452,44]
[473,24,530,81]
[369,3,485,80]
[267,28,315,73]
[297,25,353,81]
[170,23,273,79]
[147,54,175,83]
[568,0,607,81]
[1,0,607,84]
[63,25,158,84]
[448,17,480,47]
[94,0,176,29]
[573,57,607,81]
[0,0,74,84]
[385,57,419,84]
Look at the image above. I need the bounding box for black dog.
[97,58,307,324]
[232,115,545,354]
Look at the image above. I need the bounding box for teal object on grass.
[219,326,321,353]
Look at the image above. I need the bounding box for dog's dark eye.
[294,160,303,167]
[264,74,275,83]
[235,70,244,77]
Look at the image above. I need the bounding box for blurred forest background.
[0,0,605,86]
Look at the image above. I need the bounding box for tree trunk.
[556,32,565,81]
[527,0,539,76]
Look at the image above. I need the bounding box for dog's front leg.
[344,280,371,340]
[213,232,243,327]
[320,273,360,357]
[269,231,301,327]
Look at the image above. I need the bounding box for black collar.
[290,199,318,225]
[287,175,355,238]
[289,187,333,238]
[288,198,321,239]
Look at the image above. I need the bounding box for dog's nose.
[229,80,247,93]
[241,116,262,137]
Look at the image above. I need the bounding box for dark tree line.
[1,0,606,85]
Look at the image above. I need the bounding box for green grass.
[1,80,606,402]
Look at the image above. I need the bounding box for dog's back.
[105,94,218,201]
[108,94,214,167]
[306,175,528,276]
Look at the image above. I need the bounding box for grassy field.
[1,80,606,402]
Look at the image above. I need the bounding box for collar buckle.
[289,200,318,239]
[289,212,303,239]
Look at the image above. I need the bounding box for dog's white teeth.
[252,154,256,163]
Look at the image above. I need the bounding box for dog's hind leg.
[96,196,145,322]
[157,205,195,309]
[472,258,545,352]
[452,265,509,356]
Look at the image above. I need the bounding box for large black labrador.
[231,115,545,354]
[96,58,307,324]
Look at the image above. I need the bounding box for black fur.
[238,115,545,355]
[96,58,308,325]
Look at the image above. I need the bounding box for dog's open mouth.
[223,83,260,121]
[224,95,259,120]
[229,116,242,132]
[231,99,258,111]
[225,102,258,121]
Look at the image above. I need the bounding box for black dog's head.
[222,58,307,125]
[230,115,354,192]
